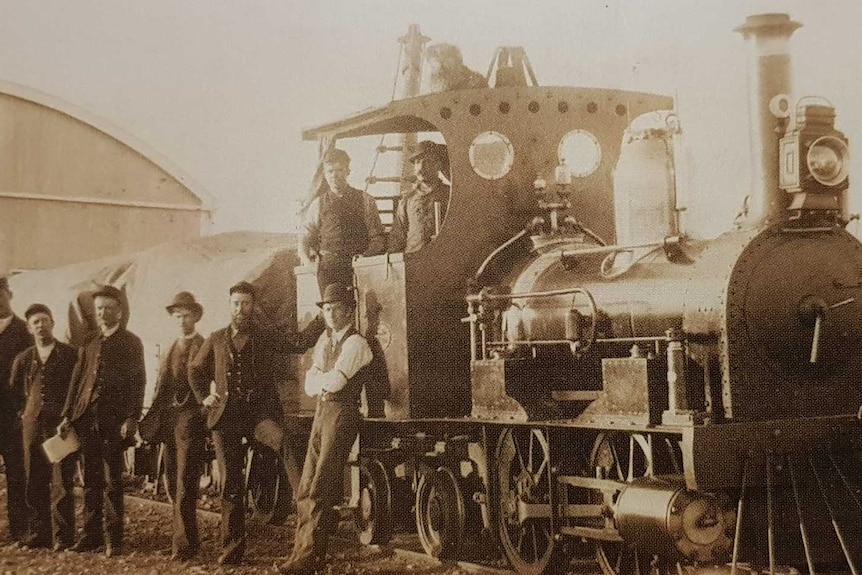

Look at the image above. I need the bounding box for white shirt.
[304,325,373,396]
[101,323,120,338]
[36,341,56,364]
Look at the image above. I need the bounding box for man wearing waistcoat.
[299,148,386,295]
[388,140,451,254]
[9,304,77,550]
[139,292,205,562]
[279,283,373,575]
[189,281,291,566]
[57,284,146,558]
[0,276,31,543]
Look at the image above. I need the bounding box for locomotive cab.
[298,83,673,421]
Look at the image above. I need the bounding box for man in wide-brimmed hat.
[388,140,451,254]
[0,276,32,544]
[279,283,373,574]
[139,291,206,561]
[57,284,146,558]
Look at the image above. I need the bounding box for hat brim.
[92,289,122,302]
[166,303,203,318]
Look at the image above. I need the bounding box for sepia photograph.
[1,1,861,573]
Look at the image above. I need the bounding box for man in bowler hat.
[9,304,77,550]
[279,283,373,574]
[139,292,206,561]
[57,284,146,557]
[0,276,31,543]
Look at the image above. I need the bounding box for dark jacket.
[9,341,78,430]
[139,334,204,443]
[189,325,293,430]
[0,316,32,447]
[61,328,147,435]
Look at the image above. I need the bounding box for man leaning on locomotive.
[188,280,306,566]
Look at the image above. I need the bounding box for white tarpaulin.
[8,231,307,412]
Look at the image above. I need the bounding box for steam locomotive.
[295,12,862,575]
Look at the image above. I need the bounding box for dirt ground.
[0,478,513,575]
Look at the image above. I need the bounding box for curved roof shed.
[0,80,212,272]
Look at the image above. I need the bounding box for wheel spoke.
[531,523,539,561]
[610,441,624,481]
[496,428,559,574]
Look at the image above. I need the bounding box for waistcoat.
[319,187,369,257]
[321,327,365,406]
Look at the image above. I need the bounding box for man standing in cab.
[9,304,77,550]
[139,292,205,562]
[388,140,451,254]
[299,148,386,294]
[189,281,288,566]
[57,285,146,558]
[0,276,32,543]
[279,283,373,574]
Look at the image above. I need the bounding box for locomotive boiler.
[296,12,862,575]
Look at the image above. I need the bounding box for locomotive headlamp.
[779,103,849,215]
[806,135,849,187]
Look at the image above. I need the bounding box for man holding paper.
[9,304,77,550]
[57,285,146,558]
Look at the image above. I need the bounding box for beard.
[231,313,250,331]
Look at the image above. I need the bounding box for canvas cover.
[8,231,312,414]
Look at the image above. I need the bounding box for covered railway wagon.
[296,13,862,575]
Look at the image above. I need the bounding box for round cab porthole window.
[558,129,602,178]
[469,131,514,180]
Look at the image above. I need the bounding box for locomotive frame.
[294,12,862,575]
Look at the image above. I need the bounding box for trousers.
[0,423,27,540]
[77,416,126,547]
[290,400,360,562]
[162,406,205,555]
[317,254,354,295]
[22,420,76,546]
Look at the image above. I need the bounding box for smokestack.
[397,25,430,197]
[735,13,801,226]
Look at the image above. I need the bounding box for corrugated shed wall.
[0,84,211,271]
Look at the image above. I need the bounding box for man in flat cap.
[139,292,205,561]
[0,276,31,543]
[299,148,386,295]
[9,304,77,550]
[57,284,146,557]
[279,283,373,574]
[189,281,296,566]
[388,140,451,254]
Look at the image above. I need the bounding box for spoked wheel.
[246,443,292,525]
[356,457,393,545]
[496,427,568,575]
[590,433,656,575]
[416,467,466,559]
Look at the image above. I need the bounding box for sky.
[1,0,861,238]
